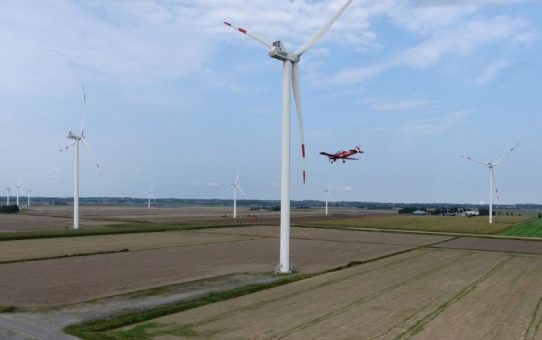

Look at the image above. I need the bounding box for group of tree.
[0,205,19,214]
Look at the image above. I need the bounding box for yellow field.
[300,214,530,234]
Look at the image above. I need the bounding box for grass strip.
[0,221,246,242]
[0,306,18,313]
[501,218,542,238]
[64,273,311,340]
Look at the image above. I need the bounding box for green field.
[500,218,542,237]
[300,215,530,235]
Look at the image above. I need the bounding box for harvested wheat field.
[122,248,542,339]
[0,227,448,307]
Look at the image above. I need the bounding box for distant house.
[412,210,427,215]
[464,210,480,217]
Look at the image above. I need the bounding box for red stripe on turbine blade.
[238,28,247,34]
[301,144,306,158]
[224,22,231,26]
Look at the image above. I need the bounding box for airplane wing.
[319,152,335,158]
[343,157,359,160]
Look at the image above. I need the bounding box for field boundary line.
[427,244,542,257]
[293,224,542,242]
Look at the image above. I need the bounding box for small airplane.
[320,145,364,163]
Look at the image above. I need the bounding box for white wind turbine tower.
[225,0,355,273]
[462,143,519,224]
[144,184,155,209]
[5,187,10,205]
[322,184,333,216]
[59,83,101,229]
[15,180,24,207]
[230,171,247,219]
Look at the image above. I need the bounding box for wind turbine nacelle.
[268,41,297,62]
[67,131,80,140]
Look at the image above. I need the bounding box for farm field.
[0,212,121,232]
[113,248,542,339]
[501,217,542,238]
[301,214,530,234]
[0,227,448,308]
[0,231,256,263]
[0,205,394,232]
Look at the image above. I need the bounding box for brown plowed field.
[0,227,447,307]
[0,231,256,263]
[137,248,542,339]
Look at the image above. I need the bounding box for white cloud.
[472,59,511,85]
[364,98,432,112]
[330,15,534,86]
[400,109,470,142]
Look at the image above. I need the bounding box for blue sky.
[1,0,541,204]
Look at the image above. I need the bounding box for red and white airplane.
[320,145,363,163]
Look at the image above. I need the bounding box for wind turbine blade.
[236,168,240,185]
[461,155,487,166]
[59,142,76,152]
[223,22,273,48]
[291,62,307,184]
[295,0,355,56]
[494,143,519,166]
[237,185,248,199]
[328,190,334,202]
[81,82,87,134]
[80,138,101,176]
[150,182,154,192]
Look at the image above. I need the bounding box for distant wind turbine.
[224,0,355,273]
[143,184,155,209]
[15,180,24,207]
[59,82,101,229]
[462,143,519,224]
[230,171,247,219]
[322,184,333,216]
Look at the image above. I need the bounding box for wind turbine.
[5,187,10,205]
[462,143,519,224]
[230,171,247,219]
[143,184,155,209]
[322,184,333,215]
[225,0,355,273]
[59,82,101,229]
[15,180,24,207]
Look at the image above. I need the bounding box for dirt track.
[141,248,542,339]
[0,227,448,307]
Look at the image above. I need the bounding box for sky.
[1,0,541,204]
